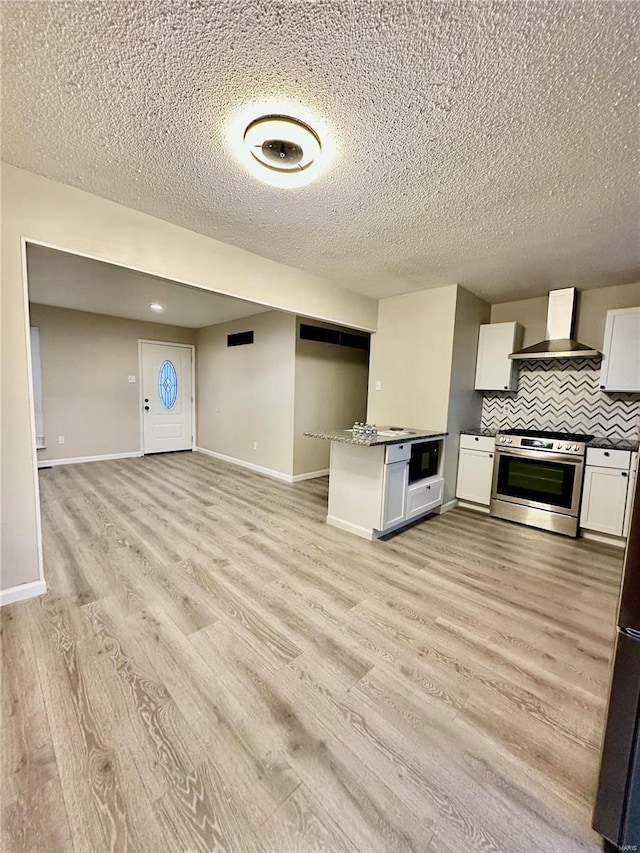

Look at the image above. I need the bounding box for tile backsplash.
[481,357,640,439]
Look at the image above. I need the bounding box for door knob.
[144,406,150,411]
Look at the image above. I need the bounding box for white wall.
[491,281,640,349]
[293,324,369,476]
[1,164,378,593]
[367,284,458,430]
[31,304,196,462]
[196,312,297,476]
[443,287,491,502]
[366,283,489,504]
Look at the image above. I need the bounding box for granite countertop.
[304,427,447,447]
[588,436,639,451]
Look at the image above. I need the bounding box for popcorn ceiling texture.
[2,0,639,302]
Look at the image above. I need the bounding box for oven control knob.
[508,438,513,443]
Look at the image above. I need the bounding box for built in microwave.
[408,441,440,484]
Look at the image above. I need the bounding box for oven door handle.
[495,447,583,465]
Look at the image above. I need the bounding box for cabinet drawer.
[385,443,411,464]
[406,476,443,518]
[586,448,631,470]
[460,434,495,453]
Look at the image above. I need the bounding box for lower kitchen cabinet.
[456,434,496,507]
[456,448,494,506]
[581,465,630,537]
[624,455,639,538]
[381,460,409,528]
[407,477,444,519]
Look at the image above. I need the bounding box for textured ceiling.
[26,244,270,328]
[2,0,639,303]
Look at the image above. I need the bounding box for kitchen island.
[305,427,447,539]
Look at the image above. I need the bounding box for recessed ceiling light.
[228,102,335,188]
[149,303,164,312]
[244,115,321,180]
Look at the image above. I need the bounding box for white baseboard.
[195,447,294,483]
[195,448,329,485]
[291,468,330,482]
[37,451,142,468]
[457,500,491,514]
[326,515,375,540]
[438,498,459,514]
[0,579,47,607]
[581,530,626,548]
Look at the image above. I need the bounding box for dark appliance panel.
[593,631,640,846]
[408,441,440,484]
[495,453,577,511]
[618,480,640,632]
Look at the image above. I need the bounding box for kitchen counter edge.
[304,429,447,447]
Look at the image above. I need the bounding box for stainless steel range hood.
[509,287,601,361]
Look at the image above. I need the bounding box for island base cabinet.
[581,466,629,537]
[381,461,409,529]
[456,448,494,506]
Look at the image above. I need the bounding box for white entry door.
[141,342,193,454]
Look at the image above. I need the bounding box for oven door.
[492,448,584,516]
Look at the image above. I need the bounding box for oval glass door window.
[158,360,178,410]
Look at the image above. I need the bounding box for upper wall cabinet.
[475,322,523,392]
[600,307,640,392]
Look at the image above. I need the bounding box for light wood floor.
[2,451,624,852]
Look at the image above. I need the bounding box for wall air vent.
[227,330,254,347]
[300,323,370,352]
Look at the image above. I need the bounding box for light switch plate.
[375,380,382,391]
[128,375,136,383]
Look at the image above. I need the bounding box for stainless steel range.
[490,428,593,537]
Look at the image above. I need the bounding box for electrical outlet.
[253,442,258,451]
[128,375,136,383]
[375,380,382,391]
[57,435,65,445]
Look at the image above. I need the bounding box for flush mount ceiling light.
[149,303,164,312]
[240,114,325,188]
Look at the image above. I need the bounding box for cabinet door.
[456,448,494,506]
[381,461,408,529]
[475,322,522,391]
[581,466,629,536]
[601,307,640,392]
[624,456,638,539]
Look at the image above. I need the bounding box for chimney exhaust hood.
[509,287,601,361]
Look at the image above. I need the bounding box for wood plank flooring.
[1,450,624,852]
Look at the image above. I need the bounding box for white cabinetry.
[456,434,495,507]
[326,437,445,540]
[624,453,638,539]
[581,448,635,538]
[381,461,409,528]
[475,322,523,391]
[406,477,444,519]
[600,307,640,392]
